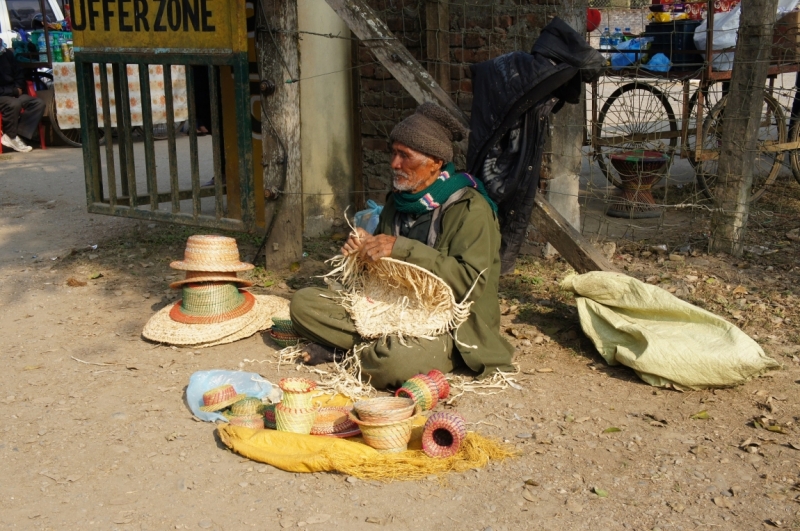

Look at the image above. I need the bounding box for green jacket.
[377,188,515,376]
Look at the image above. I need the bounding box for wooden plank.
[258,0,303,269]
[326,0,616,273]
[531,196,618,274]
[425,0,450,93]
[326,0,467,130]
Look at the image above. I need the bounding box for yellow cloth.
[562,272,780,389]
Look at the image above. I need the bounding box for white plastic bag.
[186,370,278,422]
[694,0,799,71]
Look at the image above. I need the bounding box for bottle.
[611,28,623,48]
[600,27,611,59]
[64,2,72,31]
[624,27,632,41]
[37,32,47,62]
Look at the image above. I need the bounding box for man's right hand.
[14,87,22,97]
[341,227,368,256]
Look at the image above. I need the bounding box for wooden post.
[324,0,615,273]
[257,0,303,269]
[351,39,366,211]
[709,0,779,256]
[542,6,586,258]
[425,0,450,93]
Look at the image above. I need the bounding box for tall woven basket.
[275,404,317,434]
[278,378,317,409]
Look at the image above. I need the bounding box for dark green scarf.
[393,163,497,215]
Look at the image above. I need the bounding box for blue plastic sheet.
[187,370,274,422]
[353,200,384,235]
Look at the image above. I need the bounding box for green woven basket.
[271,318,297,334]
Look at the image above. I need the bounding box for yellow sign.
[70,0,246,52]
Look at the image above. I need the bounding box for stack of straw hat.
[143,235,290,348]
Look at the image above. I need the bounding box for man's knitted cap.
[389,102,466,162]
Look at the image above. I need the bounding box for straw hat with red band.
[170,235,255,273]
[142,291,290,347]
[170,270,254,289]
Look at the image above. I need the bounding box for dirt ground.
[2,146,800,531]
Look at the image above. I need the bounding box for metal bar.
[208,65,224,219]
[163,65,180,213]
[593,129,685,146]
[98,63,117,207]
[76,59,102,206]
[185,66,202,219]
[138,65,158,210]
[112,185,227,206]
[113,63,137,204]
[233,55,255,228]
[77,51,241,64]
[87,203,247,231]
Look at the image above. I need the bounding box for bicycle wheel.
[47,96,106,147]
[595,82,678,188]
[789,122,800,185]
[685,82,727,168]
[696,94,786,202]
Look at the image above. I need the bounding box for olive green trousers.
[289,287,455,389]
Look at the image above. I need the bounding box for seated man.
[0,39,45,153]
[290,102,514,389]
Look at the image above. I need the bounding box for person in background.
[0,38,45,153]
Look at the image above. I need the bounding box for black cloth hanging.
[467,17,605,274]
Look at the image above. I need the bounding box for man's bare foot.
[301,343,340,365]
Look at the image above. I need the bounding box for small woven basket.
[271,317,297,334]
[422,411,467,458]
[275,404,317,434]
[310,406,358,436]
[427,370,450,400]
[268,329,303,349]
[349,407,419,453]
[263,404,277,429]
[229,413,265,430]
[353,397,415,424]
[395,375,438,411]
[228,397,265,416]
[279,378,317,409]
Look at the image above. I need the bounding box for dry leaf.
[690,410,710,420]
[593,487,608,497]
[603,427,621,433]
[66,277,87,287]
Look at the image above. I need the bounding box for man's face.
[390,142,443,193]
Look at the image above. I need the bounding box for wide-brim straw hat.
[170,271,254,289]
[142,294,290,347]
[170,235,255,272]
[324,255,472,340]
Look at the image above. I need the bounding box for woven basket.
[271,318,297,334]
[422,412,466,458]
[427,370,450,400]
[310,406,359,436]
[275,404,317,434]
[349,407,419,453]
[169,283,255,324]
[395,375,438,411]
[227,397,264,416]
[353,397,415,424]
[268,329,303,349]
[229,414,265,430]
[263,404,277,429]
[278,378,317,409]
[199,384,246,412]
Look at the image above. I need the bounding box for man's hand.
[358,234,396,263]
[340,228,396,263]
[14,87,22,97]
[341,227,369,256]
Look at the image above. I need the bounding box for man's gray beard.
[393,172,414,191]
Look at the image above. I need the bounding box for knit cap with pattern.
[389,102,466,162]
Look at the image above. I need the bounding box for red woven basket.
[422,411,467,458]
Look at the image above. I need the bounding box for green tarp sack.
[561,272,779,390]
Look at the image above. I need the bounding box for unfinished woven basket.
[270,317,297,334]
[349,406,420,453]
[268,329,303,349]
[278,378,317,409]
[225,397,265,417]
[422,412,467,458]
[275,404,317,434]
[310,406,359,437]
[353,397,415,424]
[324,254,473,340]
